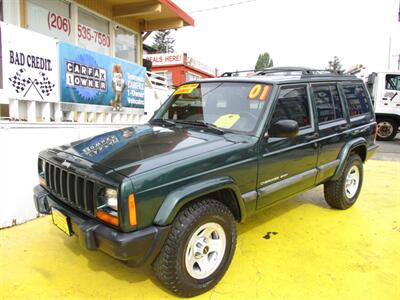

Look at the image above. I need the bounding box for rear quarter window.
[342,84,371,117]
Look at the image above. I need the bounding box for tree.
[255,52,274,70]
[326,56,345,74]
[152,30,175,53]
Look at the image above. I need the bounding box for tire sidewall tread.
[324,154,364,210]
[153,198,237,297]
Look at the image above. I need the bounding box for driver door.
[257,84,319,209]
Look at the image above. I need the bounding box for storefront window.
[155,71,173,86]
[115,27,137,63]
[186,72,202,82]
[26,0,74,43]
[77,8,111,55]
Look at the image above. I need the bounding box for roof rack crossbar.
[220,69,257,77]
[255,67,338,76]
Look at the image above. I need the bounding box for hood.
[56,124,242,177]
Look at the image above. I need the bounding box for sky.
[151,0,400,74]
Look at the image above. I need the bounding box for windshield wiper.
[175,120,225,134]
[151,118,176,127]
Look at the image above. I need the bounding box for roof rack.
[220,69,257,77]
[255,67,338,76]
[220,67,356,78]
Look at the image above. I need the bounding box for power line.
[189,0,258,14]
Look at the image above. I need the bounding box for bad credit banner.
[1,22,59,102]
[59,42,145,109]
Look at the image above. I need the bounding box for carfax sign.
[59,42,146,109]
[0,22,59,102]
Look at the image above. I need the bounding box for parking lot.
[1,136,399,300]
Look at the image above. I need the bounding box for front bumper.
[33,185,170,266]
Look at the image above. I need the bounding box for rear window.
[342,84,370,117]
[312,85,344,123]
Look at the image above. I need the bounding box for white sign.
[1,22,59,102]
[143,53,184,66]
[187,56,217,76]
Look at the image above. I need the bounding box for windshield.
[154,82,271,134]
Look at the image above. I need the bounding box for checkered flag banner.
[9,68,30,94]
[37,72,55,97]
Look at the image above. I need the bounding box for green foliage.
[255,52,274,71]
[326,56,345,74]
[152,30,175,53]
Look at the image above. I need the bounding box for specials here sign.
[143,53,184,66]
[0,22,59,102]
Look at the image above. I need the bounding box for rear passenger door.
[257,84,319,208]
[311,83,350,183]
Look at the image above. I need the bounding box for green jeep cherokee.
[34,67,378,297]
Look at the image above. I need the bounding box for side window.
[270,86,311,128]
[312,85,343,123]
[342,84,370,117]
[385,74,400,91]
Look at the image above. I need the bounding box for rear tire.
[324,154,363,209]
[153,199,237,297]
[376,118,398,141]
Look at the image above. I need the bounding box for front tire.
[324,154,363,209]
[376,118,398,141]
[153,199,237,297]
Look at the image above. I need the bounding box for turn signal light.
[128,194,137,226]
[96,210,119,226]
[39,177,47,187]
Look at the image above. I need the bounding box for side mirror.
[267,119,299,138]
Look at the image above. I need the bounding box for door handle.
[305,133,319,141]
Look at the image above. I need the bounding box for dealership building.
[0,0,194,228]
[0,0,194,120]
[144,52,218,87]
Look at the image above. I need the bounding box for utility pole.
[388,37,392,69]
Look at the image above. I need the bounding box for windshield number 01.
[248,84,269,101]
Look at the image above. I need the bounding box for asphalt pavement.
[374,133,400,161]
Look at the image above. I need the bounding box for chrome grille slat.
[61,170,68,199]
[43,161,96,216]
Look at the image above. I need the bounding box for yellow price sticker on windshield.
[174,83,199,95]
[214,114,241,129]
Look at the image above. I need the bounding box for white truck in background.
[366,71,400,141]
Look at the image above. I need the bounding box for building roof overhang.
[107,0,194,31]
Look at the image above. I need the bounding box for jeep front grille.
[43,161,96,216]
